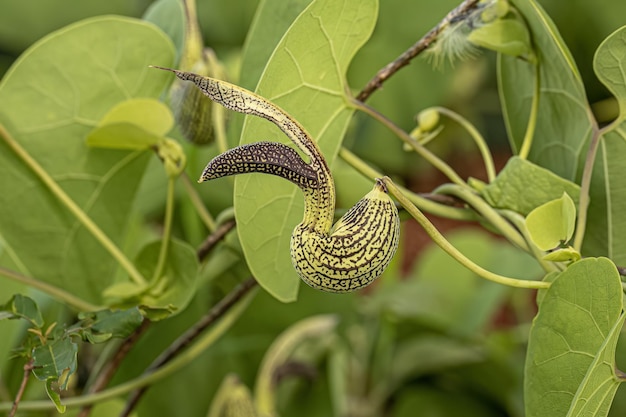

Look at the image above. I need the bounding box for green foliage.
[0,1,625,416]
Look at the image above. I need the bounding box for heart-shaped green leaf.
[0,17,175,305]
[526,192,576,251]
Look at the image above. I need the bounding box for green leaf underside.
[481,156,580,216]
[525,257,624,417]
[584,26,626,265]
[0,17,175,304]
[233,0,378,302]
[499,0,593,181]
[526,192,576,251]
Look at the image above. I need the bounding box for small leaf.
[542,247,581,263]
[32,337,78,386]
[86,98,174,151]
[481,156,580,216]
[32,336,78,412]
[525,257,623,417]
[0,294,44,328]
[45,378,66,413]
[98,98,174,137]
[69,307,143,343]
[86,123,163,150]
[526,192,576,250]
[468,16,533,59]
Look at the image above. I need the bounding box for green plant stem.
[0,285,258,413]
[197,219,236,262]
[435,183,529,251]
[338,147,474,221]
[181,172,216,231]
[151,177,176,282]
[0,124,147,288]
[8,359,33,417]
[433,106,496,182]
[518,62,540,159]
[573,120,602,251]
[0,267,101,312]
[348,98,467,187]
[383,177,549,289]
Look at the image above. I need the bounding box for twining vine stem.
[573,119,602,252]
[356,0,481,102]
[516,62,541,159]
[337,147,475,221]
[435,183,529,251]
[348,97,467,187]
[197,219,236,261]
[383,177,550,290]
[8,359,33,417]
[432,106,496,182]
